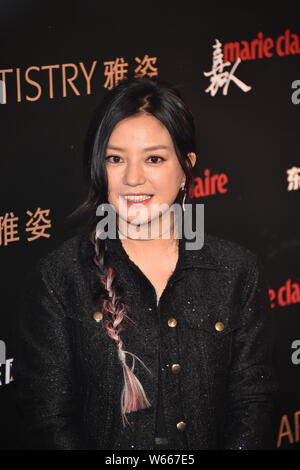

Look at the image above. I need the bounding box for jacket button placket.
[159,307,189,449]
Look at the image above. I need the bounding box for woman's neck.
[117,214,180,258]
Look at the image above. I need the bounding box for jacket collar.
[104,232,221,272]
[102,209,223,272]
[79,206,223,275]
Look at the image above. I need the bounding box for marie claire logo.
[0,340,14,386]
[204,39,252,97]
[95,201,204,250]
[204,29,300,97]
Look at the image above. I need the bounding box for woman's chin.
[120,218,151,227]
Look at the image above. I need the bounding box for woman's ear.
[187,152,197,167]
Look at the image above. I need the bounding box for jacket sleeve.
[222,254,280,450]
[13,258,91,450]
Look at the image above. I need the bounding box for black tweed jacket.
[13,226,279,450]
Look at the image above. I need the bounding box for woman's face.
[105,113,196,232]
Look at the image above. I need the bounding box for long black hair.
[68,76,197,426]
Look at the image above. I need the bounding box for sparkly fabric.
[12,217,279,449]
[153,342,170,450]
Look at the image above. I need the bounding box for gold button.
[93,311,103,322]
[168,317,177,327]
[171,363,181,374]
[215,321,225,332]
[176,421,186,431]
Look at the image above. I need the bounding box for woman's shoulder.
[202,232,269,304]
[26,229,94,289]
[40,229,90,261]
[203,231,261,274]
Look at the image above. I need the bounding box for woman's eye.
[105,155,165,164]
[147,155,165,163]
[105,155,122,163]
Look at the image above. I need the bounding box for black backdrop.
[0,2,299,450]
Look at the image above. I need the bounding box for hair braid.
[91,228,152,427]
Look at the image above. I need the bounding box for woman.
[13,76,279,450]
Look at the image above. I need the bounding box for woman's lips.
[122,195,154,205]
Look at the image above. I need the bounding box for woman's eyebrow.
[106,144,169,151]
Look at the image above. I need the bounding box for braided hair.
[67,76,197,427]
[92,225,152,427]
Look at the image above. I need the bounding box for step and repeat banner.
[0,2,299,450]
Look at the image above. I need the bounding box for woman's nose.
[123,163,146,186]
